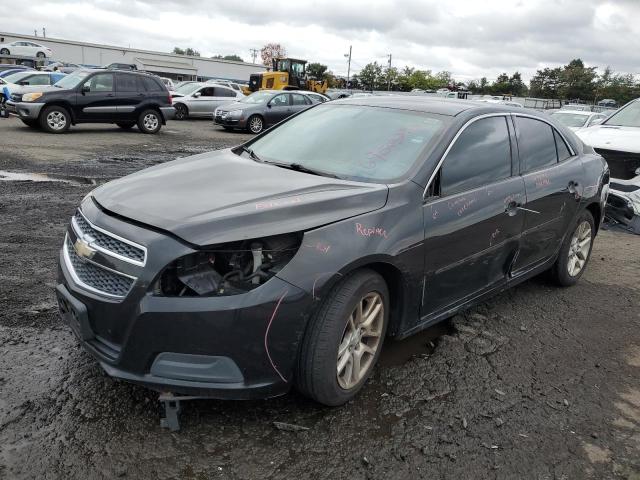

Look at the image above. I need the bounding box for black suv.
[6,69,175,133]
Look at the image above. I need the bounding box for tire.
[0,48,9,55]
[174,103,188,120]
[137,109,162,134]
[296,269,389,406]
[551,210,595,287]
[21,119,40,128]
[39,105,70,133]
[36,52,46,58]
[116,122,135,130]
[247,114,264,134]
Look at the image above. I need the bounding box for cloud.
[2,0,639,82]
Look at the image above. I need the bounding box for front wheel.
[247,115,264,134]
[36,52,46,58]
[39,105,70,133]
[137,109,161,134]
[174,103,187,120]
[551,210,595,286]
[0,48,9,55]
[296,269,389,406]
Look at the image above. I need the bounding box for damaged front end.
[606,177,640,234]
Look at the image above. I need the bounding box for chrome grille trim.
[63,234,136,300]
[72,209,147,266]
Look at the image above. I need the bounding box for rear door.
[211,86,237,112]
[511,115,582,273]
[115,73,143,118]
[264,93,291,125]
[290,93,312,116]
[422,114,526,316]
[75,72,117,121]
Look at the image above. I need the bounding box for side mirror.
[193,92,201,98]
[81,85,90,93]
[266,102,272,108]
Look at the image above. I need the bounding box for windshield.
[52,70,90,89]
[240,91,273,104]
[604,100,640,127]
[175,83,202,95]
[248,104,447,182]
[3,71,32,84]
[551,112,588,128]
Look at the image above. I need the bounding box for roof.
[335,95,522,116]
[136,57,197,72]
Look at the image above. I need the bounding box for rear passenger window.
[213,87,235,97]
[440,116,512,195]
[516,117,557,172]
[291,94,310,105]
[117,74,138,92]
[199,87,215,97]
[141,76,163,92]
[554,130,572,162]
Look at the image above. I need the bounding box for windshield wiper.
[267,162,342,179]
[239,145,262,162]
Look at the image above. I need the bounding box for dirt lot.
[0,116,639,480]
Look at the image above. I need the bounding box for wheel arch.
[39,101,76,124]
[585,201,601,233]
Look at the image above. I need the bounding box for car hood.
[7,84,57,95]
[576,125,640,153]
[220,101,252,112]
[92,149,389,246]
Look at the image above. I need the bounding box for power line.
[249,48,259,64]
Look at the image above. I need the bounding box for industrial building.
[0,31,266,82]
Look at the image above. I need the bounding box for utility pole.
[387,53,392,91]
[42,27,46,38]
[344,45,352,89]
[249,48,259,64]
[34,29,38,37]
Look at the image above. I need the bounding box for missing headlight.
[155,233,301,297]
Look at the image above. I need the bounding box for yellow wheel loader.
[244,58,328,95]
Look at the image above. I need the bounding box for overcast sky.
[2,0,640,82]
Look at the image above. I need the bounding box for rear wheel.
[39,105,70,133]
[296,269,389,406]
[0,48,9,55]
[116,121,135,130]
[137,109,161,134]
[551,210,595,286]
[21,119,40,129]
[247,115,263,134]
[174,103,188,120]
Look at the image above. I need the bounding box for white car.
[172,83,244,119]
[576,98,640,232]
[206,79,245,92]
[0,41,53,58]
[551,110,607,131]
[160,77,175,91]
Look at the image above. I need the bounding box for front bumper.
[159,106,175,121]
[214,114,245,128]
[56,200,312,398]
[6,101,45,119]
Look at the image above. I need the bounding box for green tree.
[509,72,526,96]
[358,62,383,90]
[307,62,328,80]
[212,54,244,62]
[559,58,597,100]
[529,67,562,98]
[173,47,200,57]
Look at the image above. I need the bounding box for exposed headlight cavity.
[155,233,302,297]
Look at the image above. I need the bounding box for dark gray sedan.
[214,90,318,133]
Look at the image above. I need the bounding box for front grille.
[73,211,145,264]
[594,148,640,180]
[216,110,228,116]
[65,236,135,298]
[610,182,640,193]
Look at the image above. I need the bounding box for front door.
[422,115,526,316]
[75,72,116,121]
[189,86,216,116]
[264,93,291,126]
[511,115,583,272]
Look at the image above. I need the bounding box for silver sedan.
[172,83,244,119]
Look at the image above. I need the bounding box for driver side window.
[83,73,114,92]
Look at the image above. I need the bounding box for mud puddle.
[0,170,97,186]
[379,320,453,367]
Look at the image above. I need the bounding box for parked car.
[44,62,82,73]
[303,91,331,103]
[160,77,175,91]
[172,83,243,120]
[56,97,607,407]
[597,99,617,108]
[2,71,65,89]
[0,63,32,73]
[577,98,640,232]
[104,63,137,71]
[0,67,35,78]
[213,90,318,133]
[6,69,174,134]
[206,79,244,92]
[551,110,607,131]
[0,41,53,58]
[560,103,592,112]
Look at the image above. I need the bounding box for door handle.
[106,93,114,97]
[505,201,540,216]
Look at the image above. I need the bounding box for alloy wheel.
[47,111,67,131]
[567,220,592,277]
[336,292,384,389]
[143,113,159,130]
[249,116,263,133]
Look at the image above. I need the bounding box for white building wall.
[0,32,266,82]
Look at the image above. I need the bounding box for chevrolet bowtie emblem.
[74,237,96,259]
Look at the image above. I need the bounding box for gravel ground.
[0,116,639,480]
